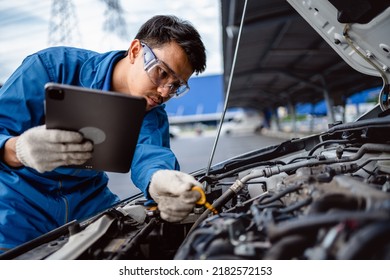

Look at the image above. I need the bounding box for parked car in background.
[221,110,263,135]
[169,125,181,139]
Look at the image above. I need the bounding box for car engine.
[176,111,390,260]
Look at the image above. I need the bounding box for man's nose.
[157,85,171,98]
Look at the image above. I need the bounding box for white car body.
[221,111,263,135]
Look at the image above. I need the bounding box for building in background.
[165,74,223,117]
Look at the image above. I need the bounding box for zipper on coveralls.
[58,180,69,224]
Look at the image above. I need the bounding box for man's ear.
[128,39,142,63]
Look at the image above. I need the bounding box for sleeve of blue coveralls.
[0,54,51,152]
[130,105,180,200]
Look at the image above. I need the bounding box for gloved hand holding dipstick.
[149,169,203,222]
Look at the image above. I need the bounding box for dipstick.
[192,186,218,214]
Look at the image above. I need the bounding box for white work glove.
[15,125,93,173]
[149,170,202,222]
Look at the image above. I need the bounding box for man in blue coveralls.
[0,15,207,253]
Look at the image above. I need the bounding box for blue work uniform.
[0,46,179,252]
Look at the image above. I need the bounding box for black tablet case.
[45,83,146,173]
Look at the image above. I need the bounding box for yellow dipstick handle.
[192,186,218,214]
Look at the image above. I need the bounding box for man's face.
[125,40,193,111]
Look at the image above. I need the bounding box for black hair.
[135,15,206,75]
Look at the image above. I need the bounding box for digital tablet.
[44,83,146,173]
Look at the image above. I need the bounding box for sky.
[0,0,223,83]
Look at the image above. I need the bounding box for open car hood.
[287,0,390,110]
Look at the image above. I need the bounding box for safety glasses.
[141,41,190,98]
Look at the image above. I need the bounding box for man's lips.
[146,96,161,108]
